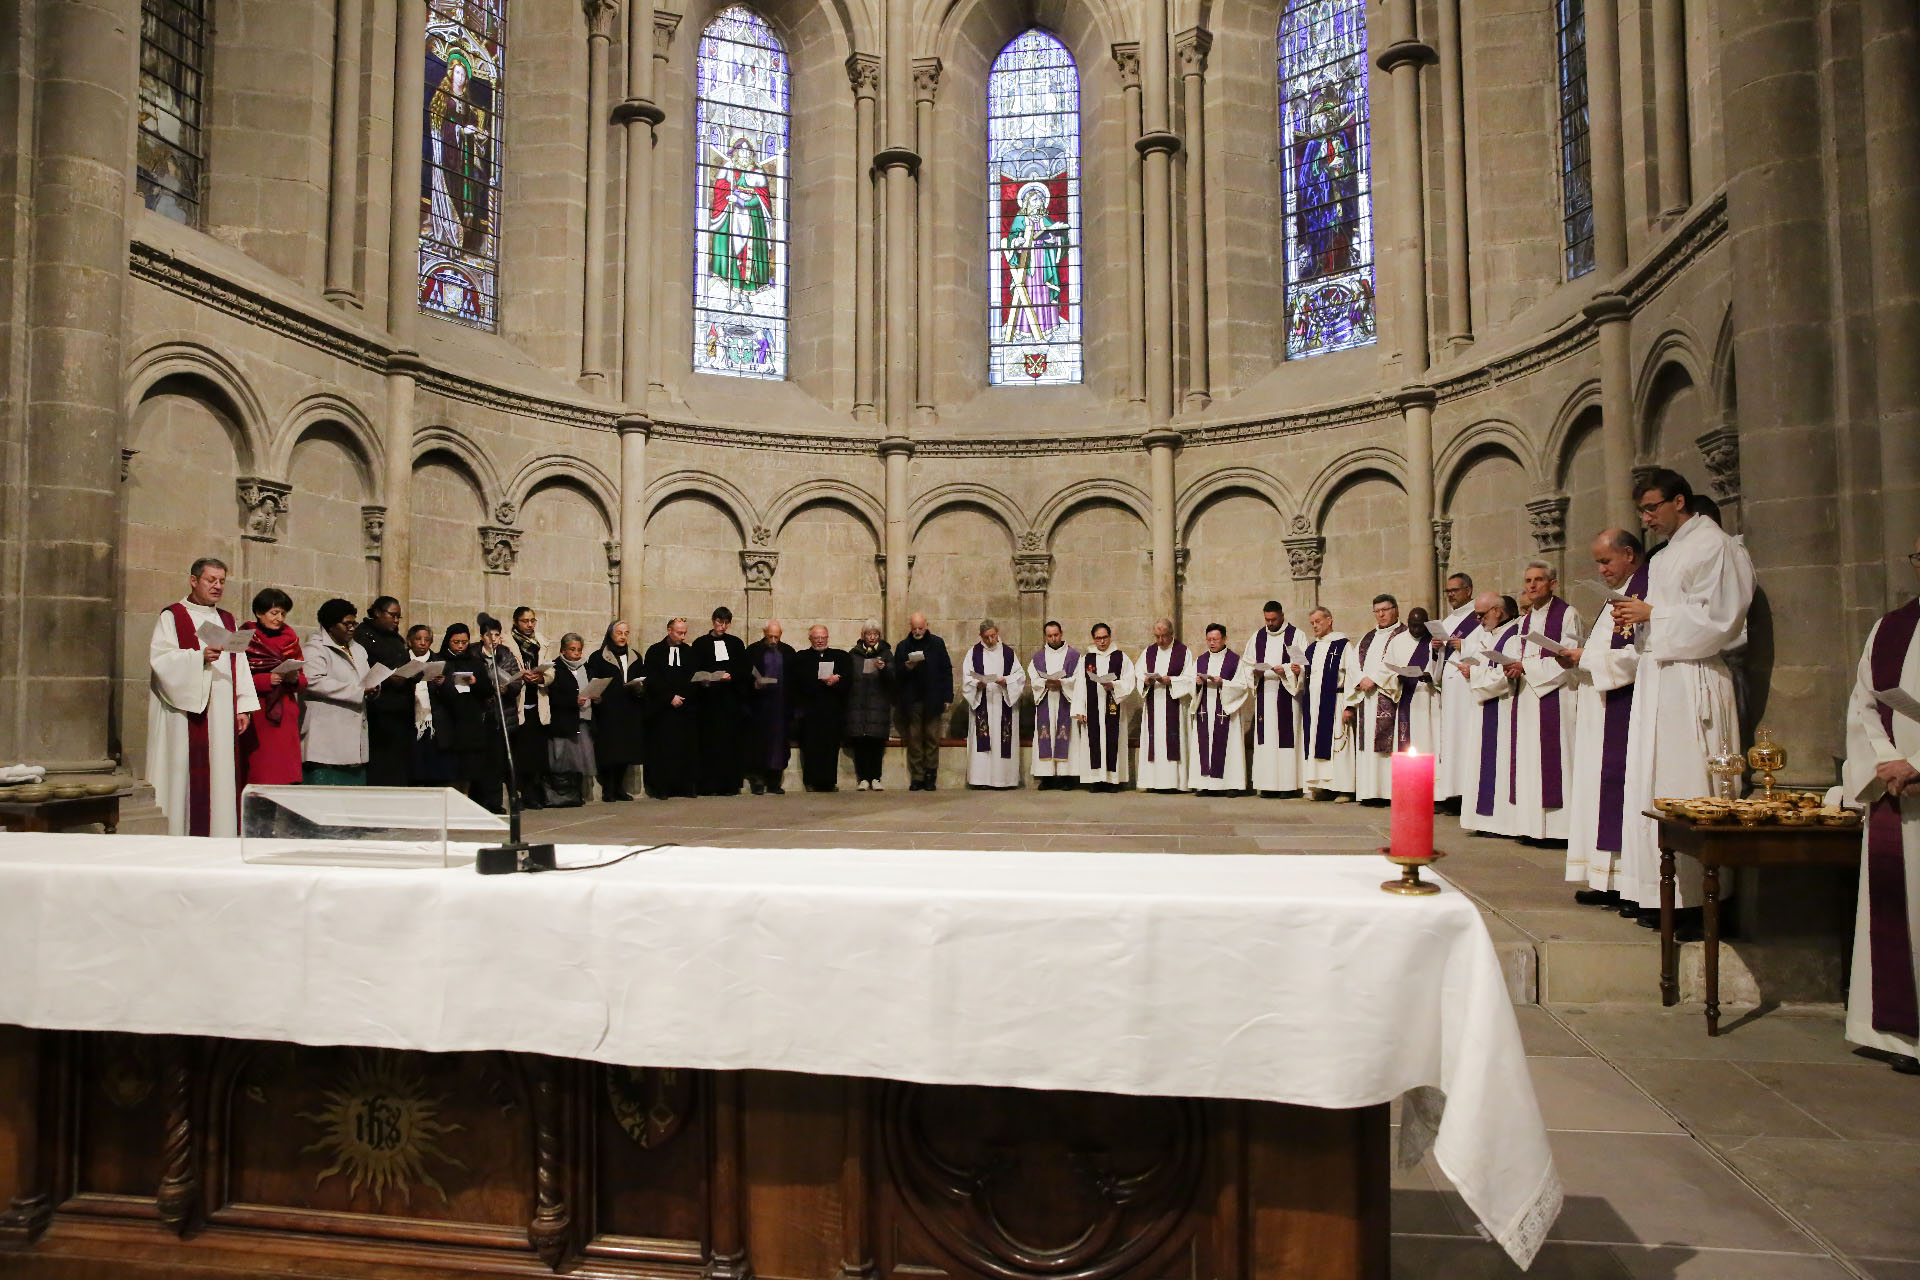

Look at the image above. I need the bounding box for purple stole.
[1029,645,1080,761]
[1302,637,1347,762]
[1253,626,1297,748]
[166,602,239,838]
[1393,631,1432,751]
[969,643,1016,759]
[1868,599,1920,1038]
[1143,643,1188,762]
[1083,650,1124,771]
[1194,649,1242,779]
[1359,625,1405,754]
[1510,598,1570,810]
[1476,623,1521,817]
[1595,563,1650,852]
[1450,610,1480,642]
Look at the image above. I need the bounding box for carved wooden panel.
[71,1033,165,1203]
[584,1063,709,1257]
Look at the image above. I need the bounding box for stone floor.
[518,785,1919,1280]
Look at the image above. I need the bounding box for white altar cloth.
[0,833,1560,1268]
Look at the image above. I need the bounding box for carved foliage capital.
[846,53,881,99]
[1695,427,1740,501]
[604,540,622,580]
[361,504,388,556]
[1111,42,1140,88]
[912,57,942,102]
[1524,495,1570,553]
[480,525,522,574]
[583,0,620,40]
[1431,518,1454,568]
[1285,536,1325,582]
[236,477,291,542]
[1173,27,1212,75]
[651,9,679,57]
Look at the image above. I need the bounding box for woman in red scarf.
[238,587,307,786]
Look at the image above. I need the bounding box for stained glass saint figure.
[1000,181,1070,343]
[418,2,504,330]
[706,136,779,307]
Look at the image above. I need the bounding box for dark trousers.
[511,719,548,806]
[598,765,632,799]
[901,705,943,780]
[365,714,412,787]
[798,713,843,791]
[847,736,886,782]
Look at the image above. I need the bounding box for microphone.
[477,645,555,875]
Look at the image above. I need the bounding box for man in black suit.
[893,612,954,791]
[792,624,852,792]
[743,619,799,795]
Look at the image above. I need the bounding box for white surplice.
[144,599,261,838]
[1069,647,1136,785]
[961,642,1027,788]
[1381,626,1440,757]
[1844,601,1920,1059]
[1245,625,1306,792]
[1347,624,1406,802]
[1462,623,1522,836]
[1300,632,1354,796]
[1565,592,1645,889]
[1186,649,1254,792]
[1027,643,1081,779]
[1617,515,1756,908]
[1507,599,1583,841]
[1135,643,1194,791]
[1434,603,1479,799]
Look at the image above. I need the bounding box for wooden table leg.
[1703,864,1721,1037]
[1659,846,1677,1007]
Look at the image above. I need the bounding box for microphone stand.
[476,645,556,875]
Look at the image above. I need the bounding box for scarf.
[1360,624,1406,754]
[1595,563,1650,851]
[1477,623,1521,817]
[167,602,239,838]
[1302,637,1347,763]
[969,643,1015,758]
[1083,649,1124,772]
[559,654,591,722]
[1194,649,1241,779]
[1030,644,1080,762]
[241,622,302,728]
[1143,643,1188,762]
[1510,598,1570,809]
[1252,626,1297,748]
[1393,629,1432,751]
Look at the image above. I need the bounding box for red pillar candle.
[1390,749,1435,857]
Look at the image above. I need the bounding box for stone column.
[1113,44,1145,410]
[881,438,914,637]
[1139,0,1177,434]
[614,4,663,626]
[1285,535,1325,611]
[1584,0,1635,526]
[1436,0,1471,346]
[1862,0,1920,584]
[1397,387,1438,603]
[1650,0,1690,223]
[879,0,917,438]
[9,0,137,772]
[1721,0,1843,774]
[1584,293,1637,526]
[1013,546,1052,657]
[617,421,649,625]
[847,54,880,422]
[325,0,366,305]
[579,0,617,391]
[913,58,940,426]
[380,0,428,612]
[1144,429,1180,622]
[647,12,678,402]
[1174,28,1210,412]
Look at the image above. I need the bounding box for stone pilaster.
[1584,292,1637,527]
[880,0,917,435]
[1113,43,1145,409]
[912,58,941,427]
[1144,429,1181,624]
[1140,0,1177,437]
[617,417,649,626]
[1174,28,1210,411]
[880,437,914,636]
[847,54,880,422]
[325,0,366,304]
[579,0,619,390]
[1435,0,1471,346]
[1651,0,1691,222]
[616,3,665,410]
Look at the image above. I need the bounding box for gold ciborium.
[1706,742,1746,801]
[1381,847,1446,896]
[1747,726,1787,799]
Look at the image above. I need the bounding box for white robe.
[1069,647,1135,785]
[1134,643,1194,791]
[1300,632,1354,796]
[1507,598,1584,840]
[144,599,261,838]
[1381,626,1440,757]
[1434,603,1480,799]
[1245,625,1306,793]
[1844,602,1920,1059]
[961,642,1027,788]
[1618,515,1756,907]
[1565,589,1645,889]
[1347,624,1406,801]
[1186,648,1253,792]
[1027,643,1081,778]
[1462,623,1522,836]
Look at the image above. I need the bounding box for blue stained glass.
[1279,0,1376,359]
[419,0,506,330]
[692,6,790,380]
[1558,0,1595,278]
[987,30,1082,387]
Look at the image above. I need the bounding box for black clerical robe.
[792,646,852,791]
[641,639,697,799]
[691,630,749,794]
[743,638,799,784]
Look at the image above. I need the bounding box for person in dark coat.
[843,620,895,789]
[642,617,698,799]
[691,606,749,795]
[405,623,455,785]
[354,595,417,786]
[544,633,595,808]
[894,612,955,791]
[743,619,799,795]
[793,624,852,791]
[586,620,643,801]
[429,622,501,808]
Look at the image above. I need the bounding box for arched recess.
[765,478,885,545]
[1034,478,1152,547]
[124,339,269,474]
[908,482,1027,546]
[1439,444,1532,600]
[506,454,619,532]
[1643,362,1707,473]
[1317,466,1411,626]
[1632,327,1710,457]
[1301,447,1408,531]
[411,425,506,518]
[1435,420,1542,507]
[1173,467,1296,545]
[268,392,382,500]
[642,470,757,543]
[1545,379,1603,489]
[1438,440,1529,516]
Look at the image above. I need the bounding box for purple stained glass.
[1279,0,1376,359]
[419,0,506,331]
[987,29,1083,387]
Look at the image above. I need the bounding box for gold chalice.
[1381,847,1446,896]
[1747,726,1787,800]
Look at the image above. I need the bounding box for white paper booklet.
[584,676,612,698]
[818,661,836,681]
[270,658,304,675]
[904,651,925,667]
[1519,631,1572,657]
[1877,687,1920,725]
[196,618,237,649]
[359,663,393,691]
[392,657,428,679]
[862,658,881,674]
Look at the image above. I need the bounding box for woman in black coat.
[843,621,894,789]
[586,620,643,801]
[430,623,499,806]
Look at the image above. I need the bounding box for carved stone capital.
[1525,494,1571,554]
[878,435,916,459]
[236,477,291,542]
[651,9,679,58]
[741,548,779,591]
[1581,291,1631,325]
[1140,427,1183,452]
[1432,518,1454,569]
[583,0,619,40]
[1695,427,1740,501]
[912,56,942,103]
[361,504,388,556]
[1111,42,1140,89]
[613,99,666,127]
[1393,384,1438,413]
[1285,536,1325,582]
[604,540,622,581]
[1173,27,1212,76]
[874,552,888,593]
[480,525,522,574]
[846,52,881,99]
[616,412,653,439]
[1173,545,1191,590]
[1013,552,1053,594]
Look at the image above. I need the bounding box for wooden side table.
[1646,812,1862,1035]
[0,792,127,834]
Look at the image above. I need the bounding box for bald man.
[744,619,799,795]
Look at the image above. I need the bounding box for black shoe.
[1617,899,1642,917]
[908,778,924,791]
[1574,889,1619,907]
[1640,907,1704,941]
[750,781,766,795]
[768,785,784,795]
[1891,1055,1920,1076]
[924,778,937,791]
[522,799,547,810]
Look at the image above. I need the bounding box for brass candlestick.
[1381,847,1446,896]
[1747,726,1787,800]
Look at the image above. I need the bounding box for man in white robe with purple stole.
[1382,606,1441,757]
[145,557,261,838]
[961,620,1026,789]
[1463,594,1522,836]
[1070,622,1135,790]
[1614,470,1756,930]
[1346,595,1407,802]
[1842,534,1920,1076]
[1563,531,1649,904]
[1246,601,1306,794]
[1027,620,1080,789]
[1507,562,1583,840]
[1187,624,1254,793]
[1135,618,1193,792]
[1433,573,1480,803]
[1300,607,1354,800]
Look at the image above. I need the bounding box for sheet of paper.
[392,657,427,679]
[689,669,717,685]
[583,676,612,699]
[818,661,836,681]
[196,618,236,649]
[1876,687,1920,724]
[712,639,727,663]
[626,676,647,690]
[270,658,303,675]
[754,673,778,688]
[422,660,446,679]
[1388,663,1426,678]
[1519,631,1572,656]
[862,658,880,674]
[904,651,924,667]
[1096,674,1117,685]
[451,670,476,686]
[359,663,392,691]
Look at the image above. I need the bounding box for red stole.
[167,603,239,838]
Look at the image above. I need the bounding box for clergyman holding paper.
[145,557,261,836]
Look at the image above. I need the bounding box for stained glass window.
[1557,0,1595,278]
[138,0,209,225]
[419,0,506,330]
[1278,0,1375,359]
[693,7,790,380]
[987,30,1082,386]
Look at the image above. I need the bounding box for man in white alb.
[1187,623,1253,793]
[1246,600,1306,794]
[1562,530,1649,906]
[1028,620,1080,789]
[961,620,1026,788]
[145,557,261,837]
[1300,607,1354,800]
[1347,594,1407,802]
[1071,622,1135,791]
[1433,573,1479,803]
[1135,618,1193,792]
[1461,593,1521,836]
[1507,562,1583,841]
[1381,605,1440,757]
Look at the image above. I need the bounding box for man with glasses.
[1434,573,1479,806]
[1613,469,1756,934]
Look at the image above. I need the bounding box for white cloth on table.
[1068,647,1135,785]
[1245,625,1306,793]
[1435,603,1479,799]
[1185,648,1252,792]
[0,832,1562,1269]
[961,642,1026,788]
[145,599,260,837]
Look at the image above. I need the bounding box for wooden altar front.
[0,1028,1388,1280]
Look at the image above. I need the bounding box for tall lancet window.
[1278,0,1375,359]
[987,30,1082,386]
[138,0,210,225]
[420,0,507,330]
[693,6,790,380]
[1557,0,1595,278]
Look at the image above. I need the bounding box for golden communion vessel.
[1747,725,1787,799]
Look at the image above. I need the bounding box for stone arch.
[764,477,885,545]
[1174,466,1296,544]
[1301,447,1408,530]
[267,392,382,500]
[643,470,757,543]
[1034,478,1152,548]
[124,339,269,474]
[927,0,1125,73]
[411,425,506,518]
[908,482,1027,546]
[506,454,619,532]
[1633,327,1711,457]
[1435,420,1542,509]
[1545,379,1604,488]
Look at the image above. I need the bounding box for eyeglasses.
[1636,496,1678,515]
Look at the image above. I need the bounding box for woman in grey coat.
[843,621,894,790]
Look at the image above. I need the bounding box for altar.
[0,835,1559,1278]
